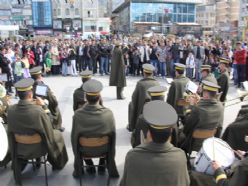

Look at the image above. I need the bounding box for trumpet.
[177,93,201,107]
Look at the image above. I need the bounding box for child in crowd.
[186,52,195,79]
[14,54,24,82]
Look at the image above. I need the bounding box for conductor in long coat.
[109,43,126,99]
[7,78,68,184]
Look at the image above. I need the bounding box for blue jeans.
[62,62,68,76]
[159,62,166,77]
[195,59,203,82]
[100,57,109,75]
[186,68,194,79]
[237,64,246,85]
[150,59,159,76]
[83,58,92,71]
[232,64,238,85]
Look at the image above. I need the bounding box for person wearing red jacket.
[234,42,247,88]
[26,47,35,68]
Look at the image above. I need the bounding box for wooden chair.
[13,133,48,186]
[78,136,110,186]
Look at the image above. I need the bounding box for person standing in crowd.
[193,41,205,82]
[51,41,60,75]
[68,47,77,76]
[44,48,52,75]
[83,40,92,71]
[121,101,190,186]
[156,40,167,79]
[109,42,126,100]
[217,57,230,103]
[26,47,35,69]
[128,64,159,131]
[89,39,99,74]
[167,63,189,116]
[186,51,195,80]
[234,42,247,89]
[170,39,180,78]
[71,79,119,178]
[60,47,69,77]
[149,42,159,76]
[98,38,110,75]
[13,54,24,83]
[131,46,141,76]
[0,46,12,94]
[8,78,68,184]
[76,40,84,72]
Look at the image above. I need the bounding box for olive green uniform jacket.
[120,142,190,186]
[217,70,229,102]
[71,103,119,177]
[73,85,86,111]
[7,100,68,172]
[33,80,62,129]
[203,73,217,84]
[128,77,159,131]
[109,47,126,88]
[167,75,189,116]
[181,99,224,151]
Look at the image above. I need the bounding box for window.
[87,10,93,17]
[85,25,96,32]
[58,9,61,16]
[53,9,57,16]
[75,8,79,16]
[66,8,70,16]
[99,27,103,31]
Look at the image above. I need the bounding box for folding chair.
[13,132,48,186]
[78,136,110,186]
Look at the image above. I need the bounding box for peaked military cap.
[143,64,155,73]
[218,57,230,65]
[201,65,211,71]
[175,63,186,70]
[83,79,103,96]
[80,70,93,79]
[143,100,178,129]
[147,86,167,97]
[30,66,43,75]
[202,80,220,92]
[14,78,34,92]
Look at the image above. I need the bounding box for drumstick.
[212,137,215,160]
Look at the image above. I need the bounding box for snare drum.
[0,121,8,161]
[194,137,235,175]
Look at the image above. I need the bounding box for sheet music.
[35,85,48,97]
[0,73,7,82]
[186,81,198,94]
[166,78,173,84]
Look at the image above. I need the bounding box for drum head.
[203,137,235,167]
[0,122,8,161]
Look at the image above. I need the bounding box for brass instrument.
[224,93,248,107]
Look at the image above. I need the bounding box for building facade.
[52,0,111,37]
[239,0,248,41]
[112,0,202,34]
[196,4,216,37]
[215,0,239,39]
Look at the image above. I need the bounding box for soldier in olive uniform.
[217,58,230,103]
[120,101,190,186]
[131,85,167,147]
[29,66,63,131]
[197,65,217,95]
[128,64,159,131]
[167,63,189,116]
[73,70,92,111]
[7,78,68,184]
[71,79,119,178]
[180,80,224,152]
[109,42,126,100]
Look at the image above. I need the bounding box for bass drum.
[0,119,11,167]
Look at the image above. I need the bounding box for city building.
[239,0,248,40]
[112,0,202,34]
[52,0,111,37]
[215,0,240,39]
[196,3,216,37]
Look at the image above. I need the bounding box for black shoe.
[58,127,65,132]
[126,125,133,132]
[36,158,41,169]
[72,169,84,178]
[86,166,96,174]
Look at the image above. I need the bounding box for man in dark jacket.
[71,79,119,178]
[128,64,159,131]
[217,57,230,103]
[121,101,190,186]
[0,46,11,94]
[109,42,126,99]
